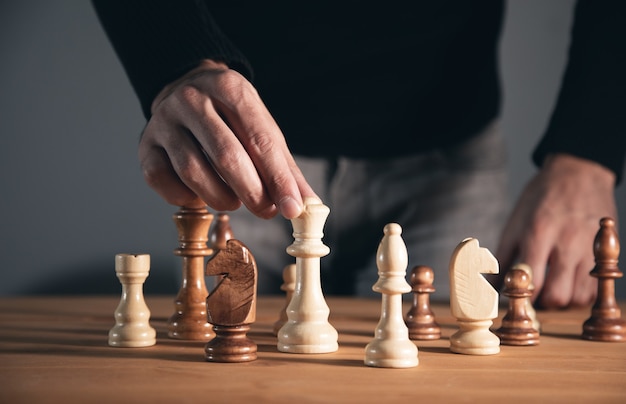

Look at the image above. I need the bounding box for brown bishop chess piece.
[168,206,214,341]
[495,266,540,346]
[582,217,626,342]
[405,265,441,340]
[210,213,234,251]
[273,263,297,336]
[205,239,258,362]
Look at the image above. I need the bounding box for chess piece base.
[277,322,338,354]
[582,318,626,342]
[496,327,540,346]
[364,339,418,368]
[108,326,156,348]
[408,324,441,341]
[168,312,214,341]
[450,320,500,355]
[205,325,257,362]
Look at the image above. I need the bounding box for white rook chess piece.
[277,197,338,354]
[364,223,419,368]
[108,254,156,347]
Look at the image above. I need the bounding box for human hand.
[494,153,617,309]
[138,59,317,219]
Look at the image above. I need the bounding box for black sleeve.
[91,0,252,119]
[532,0,626,183]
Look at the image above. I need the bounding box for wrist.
[150,59,230,115]
[542,153,616,189]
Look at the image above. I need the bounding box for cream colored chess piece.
[273,263,297,336]
[277,197,338,353]
[108,254,156,347]
[365,223,419,368]
[449,238,500,355]
[513,263,540,332]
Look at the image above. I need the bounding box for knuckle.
[176,157,204,187]
[141,160,165,190]
[247,131,276,157]
[172,84,204,110]
[211,144,243,174]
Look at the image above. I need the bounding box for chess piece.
[168,206,214,340]
[108,254,156,347]
[205,239,258,362]
[495,267,540,346]
[514,263,540,332]
[449,238,500,355]
[365,223,419,368]
[210,212,234,251]
[277,197,338,354]
[582,217,626,342]
[405,265,441,340]
[273,263,297,336]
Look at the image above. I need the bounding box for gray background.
[1,1,625,298]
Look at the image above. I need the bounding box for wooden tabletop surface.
[1,295,625,403]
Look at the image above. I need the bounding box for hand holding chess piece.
[205,239,258,362]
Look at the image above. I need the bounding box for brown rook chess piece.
[582,217,626,342]
[405,265,441,340]
[168,206,214,340]
[205,239,258,362]
[495,267,540,346]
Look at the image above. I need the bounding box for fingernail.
[278,196,302,219]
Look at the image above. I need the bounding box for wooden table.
[1,296,624,403]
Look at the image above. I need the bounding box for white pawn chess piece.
[108,254,156,347]
[277,197,338,354]
[364,223,419,368]
[449,238,500,355]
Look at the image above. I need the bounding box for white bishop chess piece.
[364,223,419,368]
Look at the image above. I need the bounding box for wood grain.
[1,296,625,402]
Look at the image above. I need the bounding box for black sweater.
[92,0,626,181]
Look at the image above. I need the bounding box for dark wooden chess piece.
[582,217,626,342]
[495,267,540,346]
[210,213,234,251]
[205,239,258,362]
[168,206,214,340]
[405,265,441,340]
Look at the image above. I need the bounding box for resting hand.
[495,153,617,309]
[138,59,316,219]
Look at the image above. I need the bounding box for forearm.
[533,0,626,183]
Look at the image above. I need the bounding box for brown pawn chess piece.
[273,263,297,336]
[495,267,540,346]
[168,206,214,340]
[210,213,234,251]
[582,217,626,342]
[405,265,441,340]
[205,239,258,362]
